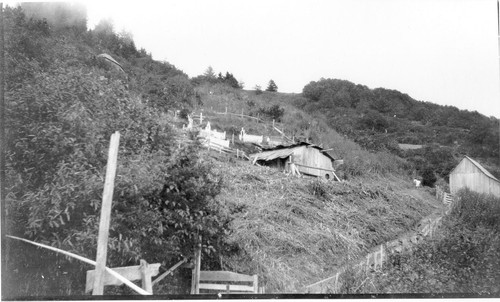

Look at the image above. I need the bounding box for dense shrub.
[258,104,285,122]
[421,167,437,187]
[3,6,230,297]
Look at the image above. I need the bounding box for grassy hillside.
[211,159,441,292]
[342,189,500,295]
[193,83,414,180]
[174,79,446,293]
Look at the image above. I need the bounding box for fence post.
[140,259,153,294]
[92,132,120,295]
[232,133,235,145]
[200,112,203,124]
[191,238,202,294]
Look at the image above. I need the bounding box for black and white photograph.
[1,0,499,299]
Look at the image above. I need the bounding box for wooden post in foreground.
[191,238,202,294]
[92,131,120,295]
[140,259,153,293]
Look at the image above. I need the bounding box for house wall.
[450,159,500,197]
[292,146,334,178]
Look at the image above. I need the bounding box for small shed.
[250,142,338,179]
[449,156,500,197]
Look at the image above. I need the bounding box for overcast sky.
[85,0,500,117]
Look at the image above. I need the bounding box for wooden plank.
[86,263,160,293]
[140,260,153,293]
[6,235,151,295]
[294,163,335,173]
[198,283,255,292]
[253,275,258,293]
[152,258,187,285]
[92,131,120,295]
[199,271,255,282]
[191,241,202,294]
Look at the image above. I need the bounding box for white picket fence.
[204,136,230,149]
[239,128,263,144]
[199,122,226,140]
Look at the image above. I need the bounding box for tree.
[203,66,216,79]
[266,79,278,92]
[254,85,262,95]
[223,72,241,89]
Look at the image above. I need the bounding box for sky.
[83,0,499,118]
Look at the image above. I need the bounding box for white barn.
[449,156,500,198]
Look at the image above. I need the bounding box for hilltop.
[2,3,496,297]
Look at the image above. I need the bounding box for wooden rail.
[293,163,335,172]
[293,163,341,181]
[6,235,151,295]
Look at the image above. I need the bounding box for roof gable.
[452,156,499,182]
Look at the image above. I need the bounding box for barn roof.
[452,156,499,182]
[250,148,295,161]
[253,142,335,162]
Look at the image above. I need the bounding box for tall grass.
[214,161,440,293]
[348,188,500,294]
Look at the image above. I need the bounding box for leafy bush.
[258,104,285,122]
[421,167,437,187]
[306,180,328,198]
[3,9,230,296]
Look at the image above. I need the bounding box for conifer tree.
[266,79,278,92]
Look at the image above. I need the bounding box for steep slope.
[344,189,500,295]
[208,159,441,292]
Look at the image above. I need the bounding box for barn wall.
[450,159,500,198]
[258,157,289,171]
[292,146,334,178]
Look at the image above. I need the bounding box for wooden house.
[449,156,500,197]
[250,142,338,180]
